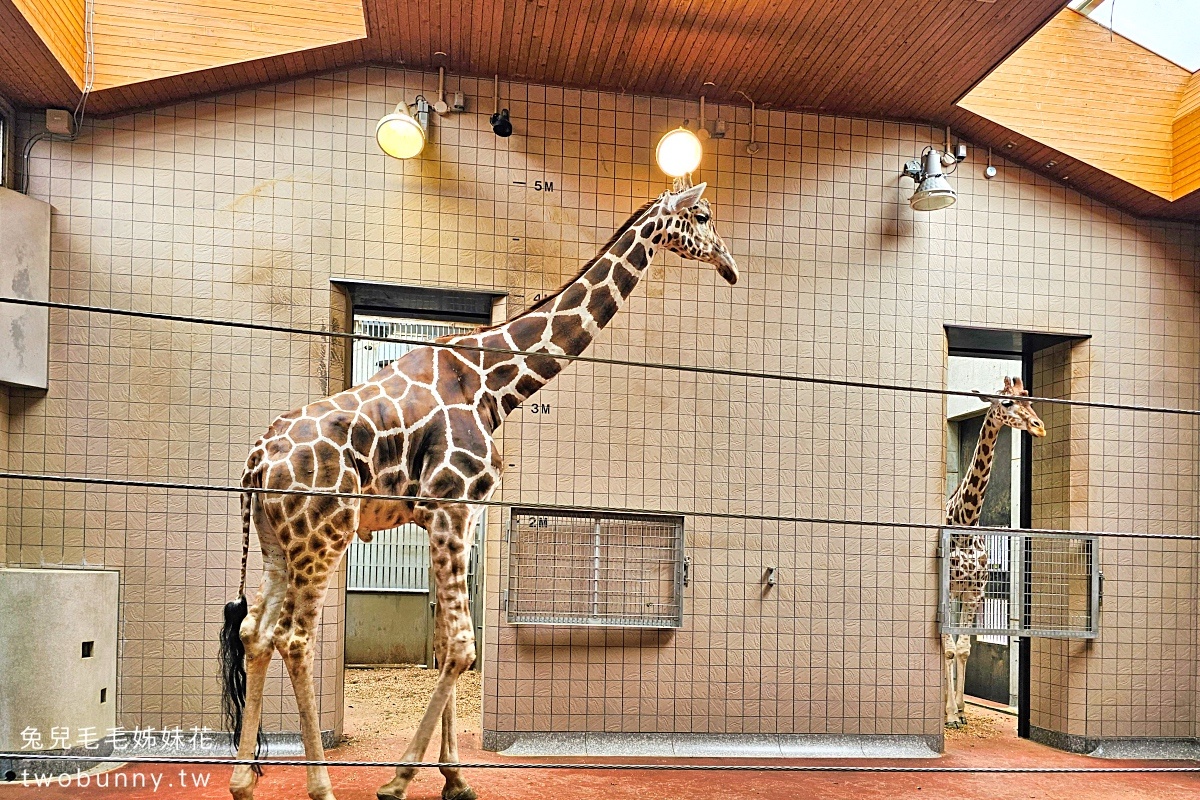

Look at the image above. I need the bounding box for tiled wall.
[5,65,1200,745]
[1032,340,1200,744]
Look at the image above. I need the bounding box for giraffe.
[217,180,737,800]
[942,376,1044,728]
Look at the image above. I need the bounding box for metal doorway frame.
[944,324,1091,737]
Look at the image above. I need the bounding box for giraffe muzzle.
[716,251,739,285]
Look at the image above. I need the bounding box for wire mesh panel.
[506,508,685,628]
[940,528,1099,638]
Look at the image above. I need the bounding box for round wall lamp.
[376,99,429,160]
[656,126,703,178]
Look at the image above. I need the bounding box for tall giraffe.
[218,181,737,800]
[942,376,1044,727]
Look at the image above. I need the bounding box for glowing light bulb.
[655,127,703,177]
[376,102,426,159]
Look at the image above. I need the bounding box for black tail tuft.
[219,596,249,747]
[219,596,265,776]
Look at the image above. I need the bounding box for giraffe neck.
[947,406,1005,528]
[479,199,667,416]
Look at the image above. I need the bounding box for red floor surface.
[3,724,1198,800]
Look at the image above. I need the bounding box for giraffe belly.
[357,499,417,535]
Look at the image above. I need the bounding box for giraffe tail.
[218,448,264,773]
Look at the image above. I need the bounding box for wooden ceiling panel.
[0,0,80,105]
[4,0,1199,219]
[959,10,1189,200]
[10,0,84,84]
[89,0,367,90]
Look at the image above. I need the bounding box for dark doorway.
[944,325,1089,738]
[333,280,504,670]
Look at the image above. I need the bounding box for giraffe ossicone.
[217,181,737,800]
[943,375,1045,728]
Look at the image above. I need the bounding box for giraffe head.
[656,182,739,285]
[991,376,1046,438]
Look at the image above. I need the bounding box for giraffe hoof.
[443,785,478,800]
[945,720,964,730]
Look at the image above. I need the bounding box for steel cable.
[2,470,1197,542]
[2,295,1198,417]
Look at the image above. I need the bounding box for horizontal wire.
[3,295,1198,417]
[3,470,1198,542]
[2,753,1199,772]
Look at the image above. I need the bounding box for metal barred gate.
[939,528,1100,639]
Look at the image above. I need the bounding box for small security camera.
[452,92,466,112]
[954,143,968,162]
[490,108,513,137]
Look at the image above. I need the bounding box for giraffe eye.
[695,214,710,224]
[1000,399,1014,407]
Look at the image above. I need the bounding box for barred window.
[506,509,685,628]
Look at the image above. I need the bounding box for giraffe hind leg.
[276,559,344,800]
[229,544,287,800]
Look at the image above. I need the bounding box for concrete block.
[0,569,119,752]
[0,188,51,390]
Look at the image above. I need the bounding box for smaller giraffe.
[943,376,1044,728]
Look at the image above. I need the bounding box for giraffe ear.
[666,181,707,212]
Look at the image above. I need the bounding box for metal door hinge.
[682,557,691,587]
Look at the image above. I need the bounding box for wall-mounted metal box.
[0,187,51,389]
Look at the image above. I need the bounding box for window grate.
[940,528,1099,639]
[506,509,685,628]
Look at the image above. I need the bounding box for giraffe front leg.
[439,684,476,800]
[954,634,972,725]
[378,505,477,800]
[954,593,983,726]
[942,633,962,728]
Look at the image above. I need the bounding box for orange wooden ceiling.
[2,0,1198,220]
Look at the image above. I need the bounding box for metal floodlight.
[902,149,957,211]
[490,108,513,137]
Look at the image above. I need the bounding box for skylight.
[1070,0,1200,72]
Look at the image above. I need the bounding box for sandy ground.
[944,701,1014,743]
[343,665,482,743]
